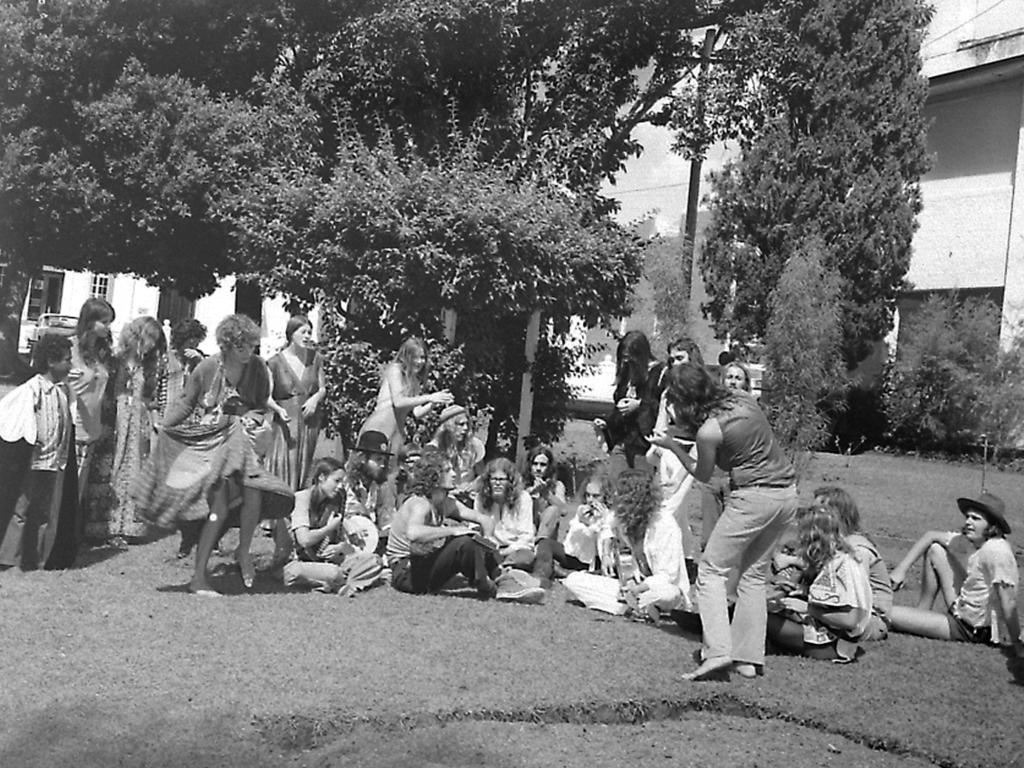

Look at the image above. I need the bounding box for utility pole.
[683,28,718,290]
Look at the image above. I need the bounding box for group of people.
[1,312,1021,679]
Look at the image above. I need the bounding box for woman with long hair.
[766,504,872,661]
[359,337,453,461]
[427,405,485,496]
[88,316,167,543]
[522,444,567,532]
[651,362,797,680]
[133,314,293,595]
[593,330,663,469]
[282,457,384,596]
[562,470,692,621]
[267,314,325,490]
[473,457,535,567]
[68,297,115,502]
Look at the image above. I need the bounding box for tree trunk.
[0,254,36,325]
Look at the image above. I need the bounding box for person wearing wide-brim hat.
[888,490,1022,653]
[342,430,394,532]
[427,404,485,498]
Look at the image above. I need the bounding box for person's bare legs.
[917,543,964,611]
[235,486,261,589]
[190,484,228,595]
[889,605,955,639]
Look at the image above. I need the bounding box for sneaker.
[496,585,546,604]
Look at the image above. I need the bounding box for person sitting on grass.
[523,444,568,531]
[427,405,485,500]
[766,503,873,663]
[474,457,536,569]
[387,448,502,599]
[562,470,692,623]
[814,485,892,641]
[283,457,384,596]
[888,491,1023,654]
[533,473,614,586]
[343,430,393,528]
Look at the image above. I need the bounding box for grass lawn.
[2,435,1024,768]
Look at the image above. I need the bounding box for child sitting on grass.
[888,491,1023,654]
[766,503,873,662]
[0,334,74,571]
[815,486,892,641]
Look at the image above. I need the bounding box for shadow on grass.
[155,562,296,597]
[0,699,279,768]
[68,543,128,570]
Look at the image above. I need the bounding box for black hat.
[956,491,1011,536]
[354,430,392,456]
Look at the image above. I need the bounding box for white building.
[14,267,299,356]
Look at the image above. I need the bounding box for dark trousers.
[392,536,499,594]
[533,538,589,581]
[0,470,60,570]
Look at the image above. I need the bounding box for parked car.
[28,313,78,349]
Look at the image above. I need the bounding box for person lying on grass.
[766,503,873,663]
[387,448,502,599]
[283,457,384,596]
[562,469,692,623]
[888,491,1023,654]
[815,486,892,641]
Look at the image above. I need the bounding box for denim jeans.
[697,485,798,666]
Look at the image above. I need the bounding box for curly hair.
[170,318,207,353]
[118,316,167,400]
[814,486,860,536]
[215,313,261,352]
[31,333,72,373]
[612,469,658,545]
[796,503,854,587]
[476,457,526,517]
[663,362,734,434]
[407,448,450,497]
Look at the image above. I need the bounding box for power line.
[607,181,688,195]
[922,0,1014,49]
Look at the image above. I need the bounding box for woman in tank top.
[651,362,797,681]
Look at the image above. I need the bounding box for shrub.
[882,293,1000,452]
[761,240,847,474]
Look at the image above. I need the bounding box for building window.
[91,273,111,300]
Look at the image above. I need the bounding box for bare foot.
[189,581,222,597]
[682,656,733,681]
[731,662,759,679]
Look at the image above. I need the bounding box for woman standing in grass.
[89,316,167,544]
[68,298,115,503]
[359,337,453,463]
[134,314,293,595]
[888,491,1023,654]
[267,315,325,491]
[651,362,797,680]
[593,330,664,469]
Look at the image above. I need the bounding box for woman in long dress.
[359,337,453,461]
[68,298,115,504]
[267,315,325,490]
[133,314,293,595]
[88,316,167,543]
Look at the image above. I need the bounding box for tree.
[697,0,932,366]
[222,129,646,447]
[761,239,846,473]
